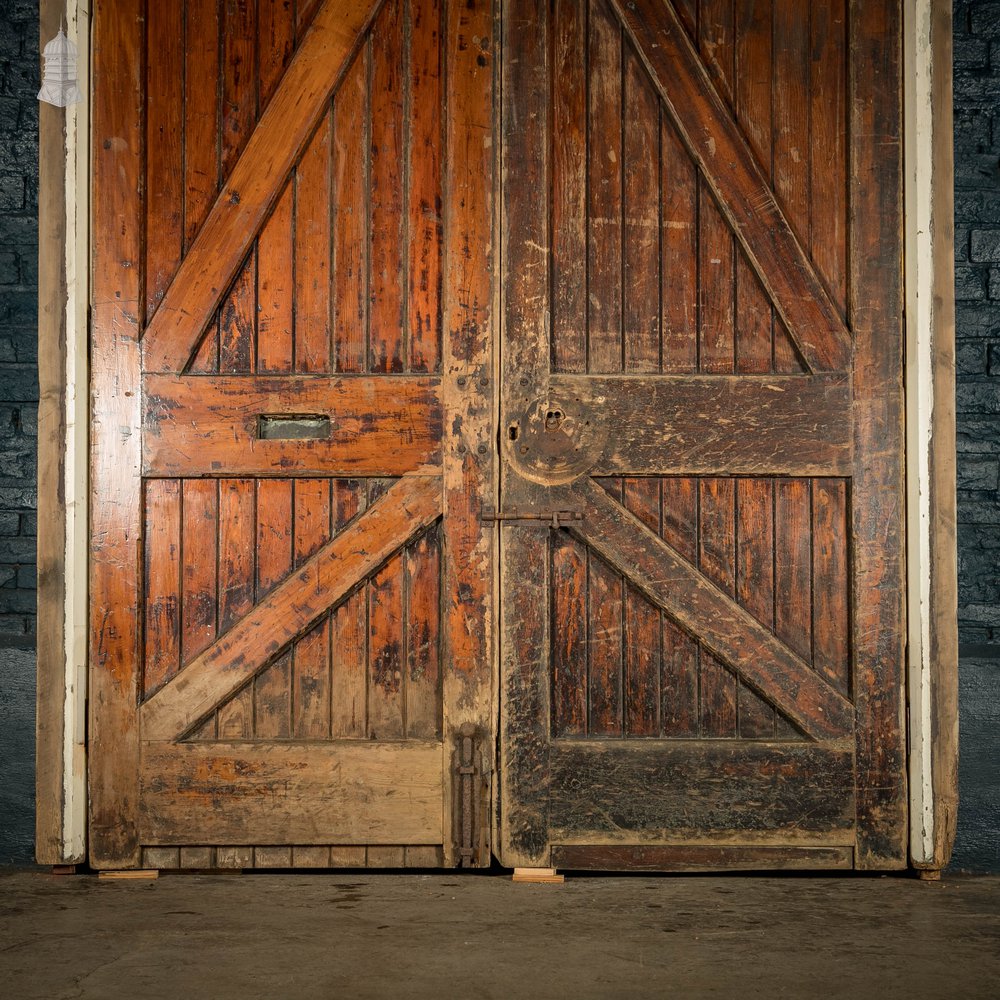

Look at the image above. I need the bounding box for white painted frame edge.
[904,0,959,871]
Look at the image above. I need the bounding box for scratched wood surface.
[91,0,482,867]
[498,0,905,869]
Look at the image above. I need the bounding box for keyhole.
[545,408,564,430]
[508,425,519,441]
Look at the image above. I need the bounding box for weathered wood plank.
[549,374,852,477]
[587,0,623,374]
[659,477,698,736]
[623,479,661,737]
[623,44,660,374]
[369,0,406,374]
[698,479,737,737]
[405,529,441,740]
[90,0,144,868]
[142,0,379,373]
[222,0,258,178]
[145,0,184,321]
[443,0,495,867]
[139,742,443,845]
[215,480,256,739]
[141,476,441,740]
[565,479,853,741]
[552,845,854,871]
[500,0,550,867]
[143,480,181,696]
[736,478,777,738]
[551,0,588,373]
[851,0,907,868]
[609,0,851,372]
[549,740,855,840]
[183,0,221,251]
[142,375,442,477]
[253,478,294,739]
[292,480,332,739]
[294,114,333,372]
[331,480,368,739]
[368,553,406,739]
[258,0,296,111]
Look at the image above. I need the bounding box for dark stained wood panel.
[549,741,856,841]
[550,476,851,741]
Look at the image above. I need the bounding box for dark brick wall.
[952,0,1000,872]
[0,1,38,647]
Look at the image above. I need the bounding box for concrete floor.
[0,870,997,999]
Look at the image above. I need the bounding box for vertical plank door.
[90,0,495,869]
[498,0,906,872]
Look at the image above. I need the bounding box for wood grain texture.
[500,0,551,868]
[550,374,852,477]
[549,741,855,841]
[89,0,144,868]
[141,477,441,740]
[565,479,853,741]
[139,741,443,845]
[442,0,495,866]
[142,0,379,373]
[609,0,850,372]
[850,0,906,868]
[552,844,854,871]
[142,375,442,477]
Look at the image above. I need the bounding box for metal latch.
[481,506,584,528]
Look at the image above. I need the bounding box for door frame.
[36,0,958,871]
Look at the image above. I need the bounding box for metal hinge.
[481,506,583,528]
[453,723,488,868]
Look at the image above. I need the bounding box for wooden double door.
[90,0,906,871]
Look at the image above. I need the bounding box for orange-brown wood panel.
[257,184,295,373]
[407,0,444,374]
[369,0,406,374]
[254,478,294,739]
[405,528,441,739]
[368,554,405,740]
[181,481,219,666]
[184,0,221,252]
[295,114,333,372]
[333,47,370,374]
[145,2,183,322]
[293,480,333,739]
[143,480,181,697]
[222,0,258,179]
[331,480,368,739]
[259,0,296,111]
[216,480,256,739]
[219,254,257,374]
[623,479,661,737]
[735,478,777,739]
[810,0,848,314]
